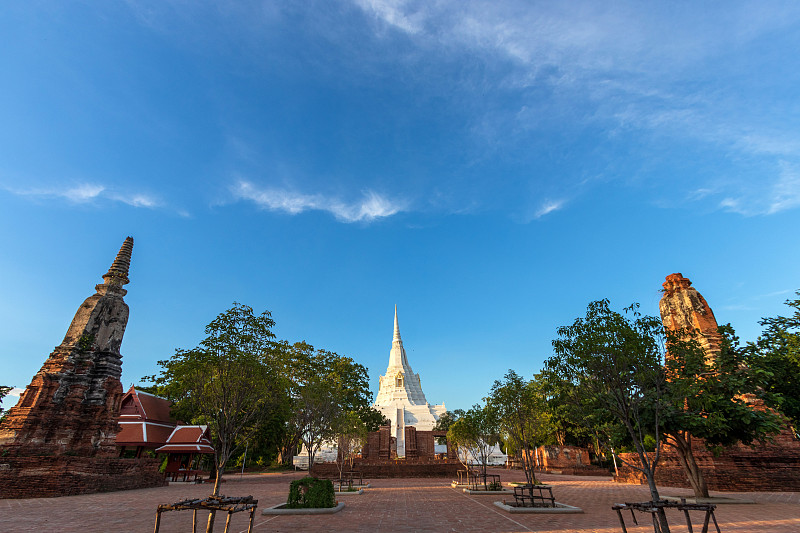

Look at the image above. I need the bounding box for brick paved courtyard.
[2,468,799,532]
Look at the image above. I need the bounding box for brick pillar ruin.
[0,238,165,498]
[611,273,800,492]
[0,237,133,456]
[659,272,722,358]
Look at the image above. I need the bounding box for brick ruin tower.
[0,237,132,456]
[639,272,800,492]
[659,273,722,358]
[0,238,165,498]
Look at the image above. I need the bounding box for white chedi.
[460,442,509,467]
[373,306,446,456]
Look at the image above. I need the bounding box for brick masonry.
[4,469,800,532]
[0,238,164,498]
[0,456,165,498]
[616,435,800,492]
[628,273,800,493]
[311,461,461,478]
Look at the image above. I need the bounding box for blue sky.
[2,1,800,412]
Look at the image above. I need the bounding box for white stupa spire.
[372,305,447,457]
[387,305,410,371]
[376,306,427,406]
[393,304,401,342]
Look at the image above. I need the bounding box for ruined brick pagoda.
[660,273,723,358]
[615,273,800,492]
[0,237,165,498]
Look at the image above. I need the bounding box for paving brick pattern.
[2,468,799,532]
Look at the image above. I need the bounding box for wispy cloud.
[64,184,106,202]
[6,388,24,397]
[719,304,757,312]
[232,180,405,223]
[5,182,161,209]
[532,198,564,219]
[713,162,800,216]
[352,0,425,34]
[350,0,800,216]
[767,162,800,214]
[757,288,797,299]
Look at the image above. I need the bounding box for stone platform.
[310,461,460,479]
[0,456,165,499]
[2,468,799,532]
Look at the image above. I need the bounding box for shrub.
[286,476,336,509]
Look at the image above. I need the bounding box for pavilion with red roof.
[115,386,214,481]
[116,386,178,458]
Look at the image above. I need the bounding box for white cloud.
[534,199,564,218]
[64,184,106,202]
[521,198,565,222]
[6,182,161,209]
[767,162,800,214]
[7,388,24,397]
[349,0,800,216]
[110,193,160,209]
[713,163,800,216]
[353,0,425,34]
[719,304,757,311]
[758,288,797,299]
[232,181,404,223]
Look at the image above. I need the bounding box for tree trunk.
[639,460,670,533]
[307,447,316,477]
[625,421,670,533]
[522,442,535,484]
[669,432,710,499]
[206,464,224,533]
[610,444,619,477]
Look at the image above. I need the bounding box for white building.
[460,442,509,467]
[373,306,446,456]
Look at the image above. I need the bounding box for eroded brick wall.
[312,461,460,479]
[0,456,165,498]
[615,440,800,492]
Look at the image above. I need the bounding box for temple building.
[373,306,446,456]
[0,237,165,498]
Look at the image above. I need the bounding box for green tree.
[294,376,341,475]
[358,406,389,433]
[332,410,368,480]
[486,371,553,485]
[281,342,373,473]
[746,291,800,428]
[0,385,12,421]
[447,403,499,489]
[545,300,671,532]
[143,303,283,533]
[541,371,623,474]
[433,409,464,444]
[663,325,783,498]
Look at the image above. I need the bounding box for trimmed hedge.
[287,476,336,509]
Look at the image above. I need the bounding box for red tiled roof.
[116,421,176,447]
[156,425,214,454]
[155,443,215,453]
[119,386,175,425]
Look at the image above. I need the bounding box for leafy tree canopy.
[0,385,12,419]
[661,324,783,498]
[486,371,553,484]
[142,303,284,502]
[544,299,669,527]
[745,291,800,428]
